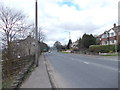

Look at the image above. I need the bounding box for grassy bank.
[100,54,120,56]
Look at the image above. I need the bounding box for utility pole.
[113,23,119,53]
[35,0,38,67]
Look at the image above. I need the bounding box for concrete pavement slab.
[21,54,52,88]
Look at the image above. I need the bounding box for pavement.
[21,54,52,88]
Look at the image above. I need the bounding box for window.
[119,32,120,35]
[105,41,107,44]
[111,40,114,43]
[32,42,36,46]
[17,42,20,45]
[102,34,107,38]
[110,32,114,37]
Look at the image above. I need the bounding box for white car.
[48,50,51,53]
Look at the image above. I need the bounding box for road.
[46,51,118,88]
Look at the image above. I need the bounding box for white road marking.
[90,62,118,71]
[70,58,118,71]
[53,53,118,71]
[83,62,89,64]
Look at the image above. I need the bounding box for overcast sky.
[0,0,118,46]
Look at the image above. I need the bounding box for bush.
[89,44,117,53]
[118,44,120,52]
[72,48,79,52]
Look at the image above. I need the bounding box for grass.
[2,77,14,88]
[0,65,1,85]
[0,84,2,90]
[60,51,70,54]
[100,54,120,56]
[0,77,2,90]
[61,50,120,56]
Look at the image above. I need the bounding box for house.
[39,41,49,52]
[97,24,120,45]
[71,40,79,49]
[10,35,49,58]
[11,35,36,57]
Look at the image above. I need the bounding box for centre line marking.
[83,62,89,64]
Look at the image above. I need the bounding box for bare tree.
[38,27,45,42]
[0,5,31,58]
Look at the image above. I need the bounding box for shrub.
[89,44,116,53]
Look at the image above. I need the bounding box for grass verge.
[100,54,120,56]
[60,51,71,54]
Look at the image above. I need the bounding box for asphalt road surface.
[46,51,118,88]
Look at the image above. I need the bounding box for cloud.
[39,0,118,46]
[57,0,81,10]
[0,0,118,46]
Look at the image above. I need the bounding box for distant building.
[39,41,49,52]
[71,40,79,49]
[97,24,120,45]
[11,35,36,57]
[10,35,49,58]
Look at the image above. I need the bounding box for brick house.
[97,24,120,45]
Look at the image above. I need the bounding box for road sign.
[43,48,46,51]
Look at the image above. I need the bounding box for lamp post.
[114,32,118,53]
[113,27,119,53]
[35,0,38,67]
[64,31,71,40]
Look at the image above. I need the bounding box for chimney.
[113,23,116,28]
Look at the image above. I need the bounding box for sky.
[0,0,118,47]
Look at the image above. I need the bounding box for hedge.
[89,44,120,53]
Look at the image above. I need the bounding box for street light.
[64,31,71,40]
[35,0,39,67]
[112,25,119,53]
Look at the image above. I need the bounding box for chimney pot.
[114,23,116,28]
